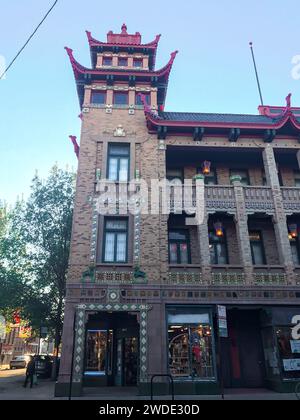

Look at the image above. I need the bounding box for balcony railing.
[205,186,236,213]
[167,265,291,287]
[244,186,274,212]
[281,188,300,212]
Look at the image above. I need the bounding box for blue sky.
[0,0,299,204]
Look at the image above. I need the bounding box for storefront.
[219,306,300,392]
[166,306,218,394]
[83,312,139,387]
[261,307,300,392]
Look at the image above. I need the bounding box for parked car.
[34,355,53,378]
[9,355,28,369]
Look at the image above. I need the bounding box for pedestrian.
[23,355,36,388]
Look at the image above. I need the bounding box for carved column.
[231,176,253,285]
[197,213,212,284]
[263,145,295,285]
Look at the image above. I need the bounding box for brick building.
[55,24,300,396]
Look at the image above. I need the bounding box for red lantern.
[202,161,211,175]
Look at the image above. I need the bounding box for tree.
[0,166,75,375]
[23,166,75,357]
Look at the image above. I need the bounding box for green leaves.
[0,166,75,346]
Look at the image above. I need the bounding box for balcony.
[169,184,300,215]
[167,265,291,287]
[244,186,274,213]
[281,188,300,213]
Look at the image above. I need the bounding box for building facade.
[56,25,300,396]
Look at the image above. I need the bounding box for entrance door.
[223,310,266,388]
[114,337,138,386]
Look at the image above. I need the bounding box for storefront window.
[85,330,107,375]
[276,327,300,379]
[168,310,215,380]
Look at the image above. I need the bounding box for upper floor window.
[103,218,128,263]
[135,93,151,106]
[249,231,266,265]
[209,231,228,265]
[91,91,106,105]
[113,92,128,106]
[230,169,250,186]
[294,170,300,187]
[107,144,130,182]
[118,57,128,67]
[103,57,113,66]
[133,58,143,68]
[169,230,190,264]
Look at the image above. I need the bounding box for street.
[0,368,55,400]
[0,368,298,400]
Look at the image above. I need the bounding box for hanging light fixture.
[214,221,224,237]
[202,161,211,175]
[288,223,298,239]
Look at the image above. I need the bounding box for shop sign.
[283,359,300,372]
[290,340,300,354]
[217,305,228,338]
[292,315,300,340]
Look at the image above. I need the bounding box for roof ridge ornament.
[286,93,292,111]
[121,23,128,34]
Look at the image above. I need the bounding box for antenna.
[249,42,264,106]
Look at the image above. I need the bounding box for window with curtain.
[249,231,266,265]
[209,231,228,265]
[107,144,130,182]
[168,230,191,264]
[230,169,250,186]
[103,219,128,263]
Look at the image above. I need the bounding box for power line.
[249,42,264,106]
[0,1,59,80]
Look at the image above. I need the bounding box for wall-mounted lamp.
[288,223,298,239]
[214,221,224,237]
[202,161,211,175]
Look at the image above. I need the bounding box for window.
[118,57,128,67]
[91,91,106,105]
[135,93,150,106]
[209,231,228,265]
[290,237,300,265]
[103,219,128,263]
[230,169,250,186]
[103,57,112,66]
[168,308,215,379]
[113,92,128,106]
[294,171,300,187]
[166,168,183,182]
[169,230,190,264]
[133,58,143,68]
[249,231,266,265]
[107,144,130,182]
